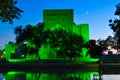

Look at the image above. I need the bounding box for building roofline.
[43,9,73,11]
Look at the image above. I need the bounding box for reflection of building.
[5,72,26,80]
[4,71,99,80]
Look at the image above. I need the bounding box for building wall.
[43,9,73,31]
[72,24,89,57]
[42,9,74,60]
[80,24,89,42]
[41,9,90,60]
[73,24,89,42]
[39,45,56,60]
[5,44,17,59]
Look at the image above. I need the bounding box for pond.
[0,69,120,80]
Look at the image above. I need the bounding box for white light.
[21,55,24,57]
[3,51,5,54]
[86,11,88,14]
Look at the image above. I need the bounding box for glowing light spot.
[86,12,88,14]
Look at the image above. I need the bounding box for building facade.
[5,44,17,59]
[5,9,90,60]
[43,9,89,41]
[73,24,89,42]
[43,9,73,31]
[42,9,89,59]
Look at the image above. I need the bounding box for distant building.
[41,9,89,59]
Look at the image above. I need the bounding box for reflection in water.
[103,75,120,80]
[5,72,40,80]
[0,74,5,80]
[1,71,100,80]
[0,70,120,80]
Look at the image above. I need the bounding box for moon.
[86,12,88,14]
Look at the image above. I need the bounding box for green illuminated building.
[73,24,89,41]
[43,9,89,42]
[39,45,57,60]
[43,9,73,31]
[42,9,89,59]
[5,43,17,59]
[5,71,100,80]
[5,9,91,61]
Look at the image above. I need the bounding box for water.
[0,69,120,80]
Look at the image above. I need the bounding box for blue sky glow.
[0,0,120,49]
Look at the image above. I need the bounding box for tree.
[47,29,85,60]
[86,40,103,58]
[14,23,44,60]
[0,49,3,57]
[97,39,108,51]
[0,0,23,24]
[46,29,68,59]
[109,3,120,52]
[14,24,85,60]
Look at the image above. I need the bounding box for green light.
[5,44,17,59]
[76,58,99,63]
[67,71,99,80]
[6,9,96,62]
[5,71,99,80]
[7,71,25,75]
[73,24,89,41]
[8,59,28,62]
[5,71,25,80]
[43,9,73,31]
[42,9,90,60]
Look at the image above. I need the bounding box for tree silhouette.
[86,40,103,58]
[47,29,84,60]
[14,24,85,60]
[0,0,23,24]
[109,3,120,52]
[0,49,3,57]
[14,23,44,59]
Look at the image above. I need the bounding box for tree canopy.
[14,23,44,59]
[0,0,23,24]
[47,29,85,60]
[109,3,120,52]
[14,23,85,60]
[85,40,103,58]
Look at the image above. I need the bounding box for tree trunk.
[37,48,40,60]
[37,54,40,60]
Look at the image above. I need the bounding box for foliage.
[109,3,120,51]
[14,23,85,60]
[0,49,3,56]
[14,23,44,59]
[0,0,23,24]
[86,40,103,58]
[47,29,85,60]
[97,36,117,51]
